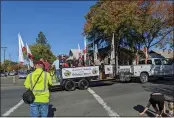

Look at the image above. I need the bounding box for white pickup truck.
[118,58,174,83]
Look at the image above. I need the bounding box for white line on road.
[2,99,24,117]
[87,88,120,117]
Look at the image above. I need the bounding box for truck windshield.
[162,58,172,65]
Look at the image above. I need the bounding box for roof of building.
[149,49,173,59]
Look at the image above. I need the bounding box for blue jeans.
[30,102,49,117]
[56,69,62,86]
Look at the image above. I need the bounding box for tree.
[84,0,173,57]
[1,60,18,72]
[132,0,173,52]
[31,31,56,63]
[36,32,51,49]
[30,44,56,63]
[84,1,141,74]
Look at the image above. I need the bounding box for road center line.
[87,88,120,117]
[2,99,24,117]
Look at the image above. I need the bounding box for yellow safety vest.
[50,71,56,80]
[24,68,52,103]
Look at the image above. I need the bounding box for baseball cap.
[35,61,44,66]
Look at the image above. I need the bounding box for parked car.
[1,72,9,77]
[0,73,6,77]
[18,70,28,79]
[9,71,16,76]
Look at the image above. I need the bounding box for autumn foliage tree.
[0,60,19,72]
[133,0,174,51]
[84,1,142,68]
[84,0,173,53]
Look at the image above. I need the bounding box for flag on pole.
[83,36,87,61]
[26,43,34,67]
[26,43,34,60]
[78,44,80,53]
[18,34,24,65]
[136,51,139,65]
[94,44,98,60]
[78,43,81,59]
[111,33,115,61]
[78,44,81,53]
[144,47,148,64]
[18,33,27,56]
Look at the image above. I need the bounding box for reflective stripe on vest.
[30,72,48,92]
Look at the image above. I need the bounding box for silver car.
[0,73,6,77]
[9,71,16,76]
[18,70,27,79]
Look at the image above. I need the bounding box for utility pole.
[1,47,7,72]
[9,54,11,71]
[114,33,118,79]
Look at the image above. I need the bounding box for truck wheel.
[78,79,89,90]
[140,73,148,83]
[64,80,76,91]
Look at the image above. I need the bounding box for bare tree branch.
[150,29,173,48]
[146,16,165,40]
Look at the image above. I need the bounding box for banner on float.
[62,66,99,79]
[104,65,113,74]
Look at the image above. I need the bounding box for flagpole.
[27,58,30,71]
[84,36,87,64]
[93,38,95,61]
[26,43,34,69]
[18,33,24,65]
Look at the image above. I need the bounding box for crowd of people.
[38,55,102,72]
[36,54,105,83]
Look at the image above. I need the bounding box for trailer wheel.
[119,73,126,82]
[78,79,89,90]
[64,80,76,91]
[140,73,148,83]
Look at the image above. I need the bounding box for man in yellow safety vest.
[24,61,52,117]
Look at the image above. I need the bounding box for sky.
[1,1,96,62]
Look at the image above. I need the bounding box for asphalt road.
[1,78,173,117]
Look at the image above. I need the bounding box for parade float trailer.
[51,58,173,91]
[51,65,115,91]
